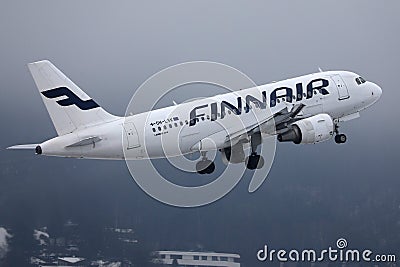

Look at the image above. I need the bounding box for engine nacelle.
[277,114,334,144]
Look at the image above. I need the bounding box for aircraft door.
[331,74,349,100]
[123,122,140,149]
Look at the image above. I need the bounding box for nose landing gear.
[335,134,347,144]
[334,123,347,144]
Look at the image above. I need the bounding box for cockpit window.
[355,76,366,85]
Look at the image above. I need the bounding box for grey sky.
[0,1,399,266]
[1,1,398,140]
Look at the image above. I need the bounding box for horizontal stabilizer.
[7,144,38,150]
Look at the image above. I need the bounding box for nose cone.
[371,83,382,102]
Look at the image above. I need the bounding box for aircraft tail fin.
[28,60,119,136]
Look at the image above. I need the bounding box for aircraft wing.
[273,103,305,132]
[224,103,305,145]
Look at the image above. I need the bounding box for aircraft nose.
[372,83,382,101]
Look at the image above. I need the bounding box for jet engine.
[277,114,334,144]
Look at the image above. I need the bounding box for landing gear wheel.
[245,153,265,170]
[196,160,215,174]
[204,161,215,174]
[334,123,347,144]
[335,134,347,144]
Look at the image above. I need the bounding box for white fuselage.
[38,71,381,159]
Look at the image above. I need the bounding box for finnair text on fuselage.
[189,78,329,126]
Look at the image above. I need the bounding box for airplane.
[7,60,382,174]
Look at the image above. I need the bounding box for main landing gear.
[334,123,347,144]
[196,132,265,174]
[245,132,264,170]
[246,153,264,170]
[196,151,215,174]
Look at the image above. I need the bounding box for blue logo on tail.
[41,87,99,110]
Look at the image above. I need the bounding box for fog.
[0,1,399,266]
